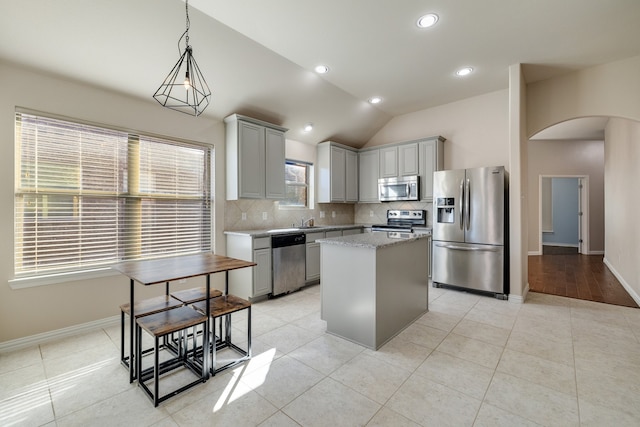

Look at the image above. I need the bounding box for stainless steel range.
[371,209,426,232]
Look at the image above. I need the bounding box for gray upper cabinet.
[418,136,445,201]
[265,127,286,199]
[399,142,419,176]
[345,149,359,202]
[379,146,398,178]
[317,141,358,203]
[379,142,419,178]
[225,114,287,200]
[358,149,379,203]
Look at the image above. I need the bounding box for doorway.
[538,175,588,255]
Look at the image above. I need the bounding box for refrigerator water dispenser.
[436,197,455,223]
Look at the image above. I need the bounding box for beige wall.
[604,118,640,302]
[365,90,510,171]
[0,61,227,342]
[527,55,640,137]
[527,140,605,254]
[508,63,528,302]
[526,54,640,302]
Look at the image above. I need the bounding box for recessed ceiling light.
[314,65,329,74]
[368,96,382,104]
[303,123,314,132]
[456,67,473,76]
[417,13,439,28]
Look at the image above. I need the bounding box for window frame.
[279,159,311,209]
[11,109,212,289]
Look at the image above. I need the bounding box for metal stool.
[119,295,183,379]
[135,305,208,407]
[169,287,223,349]
[192,294,251,375]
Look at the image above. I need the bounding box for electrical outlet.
[262,212,268,220]
[178,279,186,284]
[369,210,374,217]
[331,211,336,218]
[241,212,247,220]
[320,211,325,218]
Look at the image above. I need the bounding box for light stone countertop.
[224,224,367,238]
[317,231,430,249]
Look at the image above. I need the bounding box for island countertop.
[317,231,430,249]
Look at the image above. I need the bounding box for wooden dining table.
[112,253,256,383]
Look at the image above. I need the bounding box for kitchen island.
[318,232,430,350]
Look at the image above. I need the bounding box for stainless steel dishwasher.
[271,232,306,297]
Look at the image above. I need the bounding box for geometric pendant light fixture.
[153,0,211,116]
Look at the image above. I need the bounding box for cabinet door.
[358,149,379,202]
[330,146,346,202]
[325,230,342,238]
[342,228,362,236]
[419,139,441,201]
[345,149,358,202]
[238,121,265,198]
[379,146,398,178]
[306,242,321,281]
[253,248,272,297]
[265,127,286,199]
[399,143,419,176]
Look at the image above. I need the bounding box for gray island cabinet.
[319,232,429,350]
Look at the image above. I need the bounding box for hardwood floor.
[528,248,639,308]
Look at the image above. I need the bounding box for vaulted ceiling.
[1,0,639,146]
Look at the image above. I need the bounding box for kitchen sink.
[299,225,321,229]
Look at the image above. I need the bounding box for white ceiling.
[1,0,639,147]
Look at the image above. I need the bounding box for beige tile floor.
[2,284,640,426]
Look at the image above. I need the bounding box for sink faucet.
[301,217,314,227]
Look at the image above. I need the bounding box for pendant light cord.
[177,0,191,54]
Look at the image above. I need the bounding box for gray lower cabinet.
[305,231,324,282]
[226,234,272,300]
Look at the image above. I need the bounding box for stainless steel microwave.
[378,176,419,201]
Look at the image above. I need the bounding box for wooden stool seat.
[192,294,251,317]
[170,287,222,304]
[120,295,183,318]
[136,306,208,407]
[192,294,251,375]
[120,295,183,376]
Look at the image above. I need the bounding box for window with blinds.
[14,112,211,277]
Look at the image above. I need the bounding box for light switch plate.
[241,212,247,220]
[262,212,267,220]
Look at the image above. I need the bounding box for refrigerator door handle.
[434,243,500,252]
[465,178,471,231]
[459,179,465,230]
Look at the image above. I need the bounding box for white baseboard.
[528,250,542,256]
[603,257,640,306]
[509,282,530,304]
[0,315,120,354]
[588,250,604,255]
[542,243,579,248]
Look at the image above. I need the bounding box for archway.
[526,116,639,307]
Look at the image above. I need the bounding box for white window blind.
[14,112,211,277]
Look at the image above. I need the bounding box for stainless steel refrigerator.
[432,166,508,299]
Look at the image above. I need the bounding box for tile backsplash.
[225,200,355,231]
[225,199,433,231]
[354,201,433,227]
